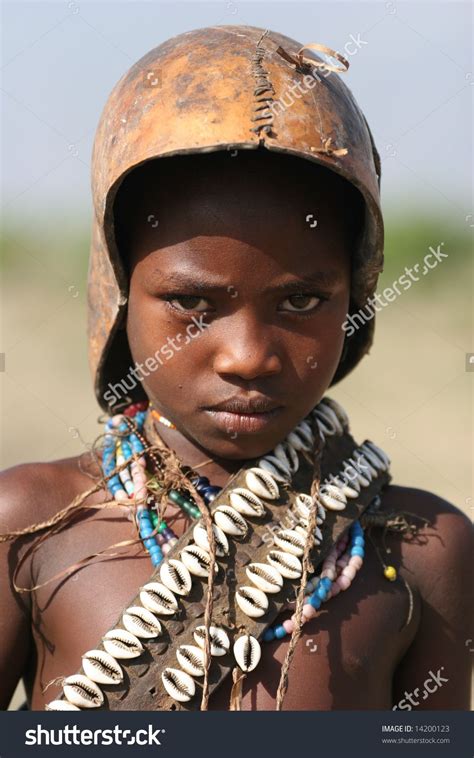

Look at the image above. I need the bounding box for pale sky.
[1,1,472,224]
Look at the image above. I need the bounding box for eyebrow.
[151,269,342,293]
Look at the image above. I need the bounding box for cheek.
[289,295,349,375]
[127,287,172,359]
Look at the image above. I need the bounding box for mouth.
[202,397,284,435]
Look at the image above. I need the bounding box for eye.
[164,295,211,313]
[279,293,322,313]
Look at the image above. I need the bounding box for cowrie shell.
[63,674,104,709]
[161,667,195,702]
[181,544,218,578]
[82,649,123,685]
[246,562,283,593]
[45,700,80,711]
[358,442,385,472]
[102,629,144,659]
[354,453,378,480]
[122,606,162,639]
[293,493,325,525]
[274,528,307,556]
[140,581,179,616]
[314,405,343,436]
[267,550,302,579]
[315,412,337,438]
[273,442,299,474]
[319,397,349,430]
[245,468,279,500]
[213,505,248,537]
[319,484,347,511]
[287,421,313,452]
[294,523,323,542]
[327,474,359,499]
[364,441,390,469]
[193,523,229,556]
[193,625,230,656]
[176,644,206,677]
[233,634,261,673]
[160,558,192,596]
[236,585,269,618]
[339,464,362,493]
[346,459,371,487]
[229,488,265,517]
[258,455,290,482]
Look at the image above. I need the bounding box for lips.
[204,396,282,415]
[202,397,284,435]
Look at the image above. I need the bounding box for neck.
[149,421,254,488]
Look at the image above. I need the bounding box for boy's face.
[124,153,352,460]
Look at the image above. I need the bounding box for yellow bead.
[384,565,397,582]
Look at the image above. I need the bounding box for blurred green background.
[2,209,472,518]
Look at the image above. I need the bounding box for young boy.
[0,25,471,712]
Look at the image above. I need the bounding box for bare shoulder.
[380,484,473,610]
[0,453,104,534]
[381,485,473,708]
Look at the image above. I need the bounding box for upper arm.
[392,493,473,710]
[0,465,37,709]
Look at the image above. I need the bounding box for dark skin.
[0,153,472,710]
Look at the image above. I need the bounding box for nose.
[212,313,283,381]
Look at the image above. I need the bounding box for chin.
[201,428,288,461]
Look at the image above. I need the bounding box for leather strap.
[57,427,390,710]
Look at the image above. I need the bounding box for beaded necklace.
[101,401,223,568]
[101,401,371,641]
[47,398,393,711]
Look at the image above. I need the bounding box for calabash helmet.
[88,25,383,411]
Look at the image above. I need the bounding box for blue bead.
[321,577,332,590]
[196,476,210,487]
[353,536,365,546]
[309,594,321,609]
[129,434,144,452]
[140,527,153,538]
[200,486,217,498]
[143,537,156,550]
[274,625,287,640]
[121,441,132,458]
[263,628,275,642]
[206,485,222,495]
[316,587,328,601]
[151,554,162,567]
[351,546,365,557]
[149,544,162,555]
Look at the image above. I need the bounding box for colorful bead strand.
[263,520,365,642]
[101,402,222,568]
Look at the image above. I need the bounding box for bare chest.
[28,511,418,711]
